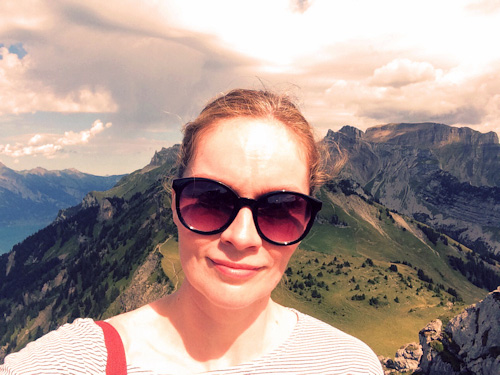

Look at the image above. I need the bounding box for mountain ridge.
[363,122,499,147]
[0,164,125,253]
[326,122,500,256]
[0,122,499,369]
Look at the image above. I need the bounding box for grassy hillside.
[153,183,489,357]
[0,167,496,361]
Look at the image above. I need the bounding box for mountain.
[326,122,500,257]
[0,133,499,364]
[0,163,124,254]
[0,146,178,359]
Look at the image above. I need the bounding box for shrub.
[351,293,366,301]
[430,340,444,352]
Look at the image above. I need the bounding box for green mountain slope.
[2,146,497,361]
[0,163,124,254]
[272,182,492,356]
[0,148,178,359]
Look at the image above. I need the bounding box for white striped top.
[1,310,383,374]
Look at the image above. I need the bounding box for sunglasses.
[172,177,322,246]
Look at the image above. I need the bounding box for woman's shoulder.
[277,309,384,374]
[211,309,384,375]
[0,318,107,374]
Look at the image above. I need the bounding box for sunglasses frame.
[172,177,322,246]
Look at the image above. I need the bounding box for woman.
[1,89,383,374]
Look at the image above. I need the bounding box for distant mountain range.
[327,122,500,257]
[1,123,499,367]
[0,163,124,253]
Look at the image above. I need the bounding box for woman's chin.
[188,281,271,312]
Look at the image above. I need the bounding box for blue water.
[0,224,48,255]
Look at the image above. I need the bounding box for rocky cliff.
[365,123,499,148]
[384,286,500,374]
[365,123,500,187]
[326,123,500,256]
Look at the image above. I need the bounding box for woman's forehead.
[197,117,305,160]
[186,117,309,194]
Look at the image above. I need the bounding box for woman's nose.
[219,207,262,251]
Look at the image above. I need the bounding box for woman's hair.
[177,89,327,193]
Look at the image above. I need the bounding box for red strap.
[96,321,127,375]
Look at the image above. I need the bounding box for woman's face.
[173,116,310,310]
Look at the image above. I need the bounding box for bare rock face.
[418,287,500,375]
[394,342,423,372]
[418,320,456,375]
[326,123,500,256]
[148,146,179,168]
[445,288,500,374]
[382,343,423,373]
[418,320,442,372]
[115,249,172,312]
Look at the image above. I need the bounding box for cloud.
[3,0,498,134]
[0,0,253,127]
[371,58,440,88]
[0,46,118,115]
[1,0,500,176]
[466,0,500,14]
[58,120,112,146]
[295,53,500,138]
[0,120,112,158]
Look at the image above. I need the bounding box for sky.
[1,0,500,176]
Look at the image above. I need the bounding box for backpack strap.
[96,321,127,375]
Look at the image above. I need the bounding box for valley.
[1,123,499,371]
[0,163,123,254]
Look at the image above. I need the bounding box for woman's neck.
[149,281,295,370]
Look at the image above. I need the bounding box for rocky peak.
[26,167,51,176]
[148,145,180,168]
[62,168,86,177]
[0,162,16,177]
[338,125,365,140]
[364,122,499,148]
[80,193,99,209]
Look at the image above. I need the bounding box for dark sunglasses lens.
[257,193,311,244]
[178,180,235,233]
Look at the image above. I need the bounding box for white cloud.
[371,59,440,88]
[1,0,500,174]
[317,59,500,136]
[28,134,42,145]
[0,47,118,115]
[58,120,112,146]
[0,143,62,159]
[0,120,112,158]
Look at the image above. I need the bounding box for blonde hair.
[177,89,327,193]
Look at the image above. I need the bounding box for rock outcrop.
[420,287,500,374]
[147,145,180,169]
[386,287,500,374]
[383,342,423,372]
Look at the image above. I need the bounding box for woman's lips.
[209,258,263,279]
